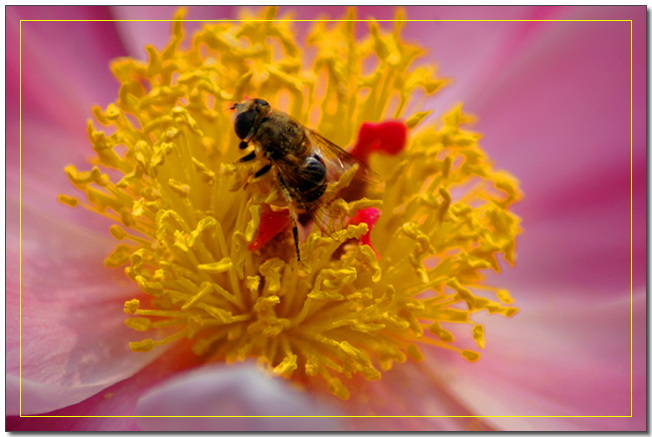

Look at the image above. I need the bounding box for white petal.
[135,363,345,431]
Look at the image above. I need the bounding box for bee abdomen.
[297,155,327,202]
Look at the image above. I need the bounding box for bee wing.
[273,129,384,238]
[307,129,385,190]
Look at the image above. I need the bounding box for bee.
[231,98,383,261]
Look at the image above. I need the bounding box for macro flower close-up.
[7,5,645,432]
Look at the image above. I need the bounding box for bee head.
[232,98,271,142]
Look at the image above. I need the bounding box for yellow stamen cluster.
[61,7,521,400]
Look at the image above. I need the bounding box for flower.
[61,5,522,400]
[7,5,645,432]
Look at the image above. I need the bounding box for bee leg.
[290,215,301,263]
[254,163,272,179]
[278,175,302,262]
[238,150,257,163]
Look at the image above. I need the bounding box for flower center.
[60,7,522,400]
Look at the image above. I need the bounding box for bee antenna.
[227,102,239,111]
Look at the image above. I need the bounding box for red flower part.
[248,209,291,251]
[348,207,382,259]
[350,120,408,163]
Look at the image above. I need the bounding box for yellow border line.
[20,415,636,418]
[20,19,632,22]
[19,18,23,420]
[629,18,634,418]
[18,17,635,420]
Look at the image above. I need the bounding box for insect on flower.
[231,98,384,261]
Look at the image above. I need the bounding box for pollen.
[62,7,522,400]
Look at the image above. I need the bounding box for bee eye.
[234,111,257,140]
[253,98,269,107]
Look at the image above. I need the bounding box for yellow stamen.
[62,7,522,400]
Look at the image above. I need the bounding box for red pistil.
[350,120,407,164]
[348,207,382,259]
[248,209,291,251]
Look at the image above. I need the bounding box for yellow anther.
[254,296,280,312]
[125,317,152,331]
[332,222,368,242]
[438,188,452,222]
[168,179,190,198]
[406,110,432,130]
[402,222,435,254]
[198,258,233,274]
[132,199,146,217]
[473,324,486,349]
[124,299,140,315]
[105,103,121,120]
[462,350,481,362]
[109,225,127,240]
[191,157,216,185]
[57,194,78,207]
[429,322,455,342]
[309,268,357,301]
[273,354,298,377]
[105,244,133,268]
[135,276,164,296]
[245,205,261,243]
[64,165,105,186]
[406,344,424,361]
[129,339,155,352]
[259,258,285,294]
[120,208,136,227]
[327,377,350,401]
[358,245,381,283]
[246,276,260,293]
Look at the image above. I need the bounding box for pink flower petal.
[7,196,167,414]
[7,341,204,431]
[397,7,563,118]
[403,6,644,296]
[134,363,345,431]
[435,290,645,430]
[472,11,638,173]
[111,6,235,59]
[13,117,108,226]
[7,7,126,134]
[330,361,497,431]
[497,157,643,296]
[12,122,86,197]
